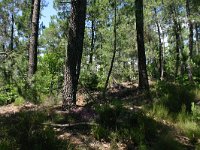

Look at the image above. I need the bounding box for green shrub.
[153,134,184,150]
[3,112,70,150]
[0,85,18,105]
[96,104,122,129]
[14,96,25,106]
[0,138,17,150]
[191,102,200,121]
[91,125,110,141]
[155,82,195,113]
[80,71,99,90]
[93,103,158,147]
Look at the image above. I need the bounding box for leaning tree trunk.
[102,0,117,98]
[62,0,87,109]
[135,0,149,91]
[28,0,40,78]
[154,8,163,80]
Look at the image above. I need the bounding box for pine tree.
[28,0,41,78]
[62,0,87,109]
[135,0,149,91]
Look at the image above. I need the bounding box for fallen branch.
[43,122,97,127]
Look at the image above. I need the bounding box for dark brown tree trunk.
[154,8,163,80]
[10,14,14,51]
[62,0,87,108]
[195,23,199,55]
[135,0,149,91]
[186,0,194,83]
[186,0,194,58]
[27,0,35,60]
[103,0,117,98]
[171,6,181,77]
[89,20,95,64]
[28,0,40,78]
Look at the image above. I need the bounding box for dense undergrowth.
[143,81,200,149]
[0,79,200,149]
[0,111,72,150]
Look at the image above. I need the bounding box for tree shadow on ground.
[0,81,196,150]
[0,110,72,150]
[152,81,196,114]
[91,101,190,150]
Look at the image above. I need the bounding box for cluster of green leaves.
[0,85,18,106]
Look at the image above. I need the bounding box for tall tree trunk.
[186,0,194,83]
[154,8,163,80]
[135,0,149,91]
[28,0,40,78]
[171,6,181,77]
[89,20,95,64]
[195,23,199,55]
[103,0,117,98]
[62,0,87,108]
[10,14,14,51]
[186,0,194,58]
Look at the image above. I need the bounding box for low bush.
[0,85,18,106]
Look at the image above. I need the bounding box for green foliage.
[191,102,200,121]
[153,134,184,150]
[0,85,18,106]
[91,124,110,141]
[0,112,71,150]
[155,81,195,113]
[14,96,25,106]
[80,71,99,91]
[150,103,169,120]
[0,138,17,150]
[92,102,159,148]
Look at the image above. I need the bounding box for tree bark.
[186,0,194,83]
[28,0,40,78]
[89,19,95,64]
[171,6,181,77]
[195,23,199,55]
[186,0,194,58]
[10,14,14,51]
[62,0,87,108]
[135,0,149,91]
[103,0,117,98]
[154,8,163,80]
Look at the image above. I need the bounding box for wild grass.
[0,111,72,150]
[144,81,200,148]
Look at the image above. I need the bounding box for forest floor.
[0,82,200,149]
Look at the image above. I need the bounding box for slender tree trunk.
[186,0,194,58]
[27,0,35,60]
[102,0,117,98]
[28,0,40,78]
[171,6,181,77]
[135,0,149,91]
[89,20,95,64]
[186,0,194,83]
[62,0,87,108]
[195,23,199,55]
[154,8,163,80]
[10,14,14,51]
